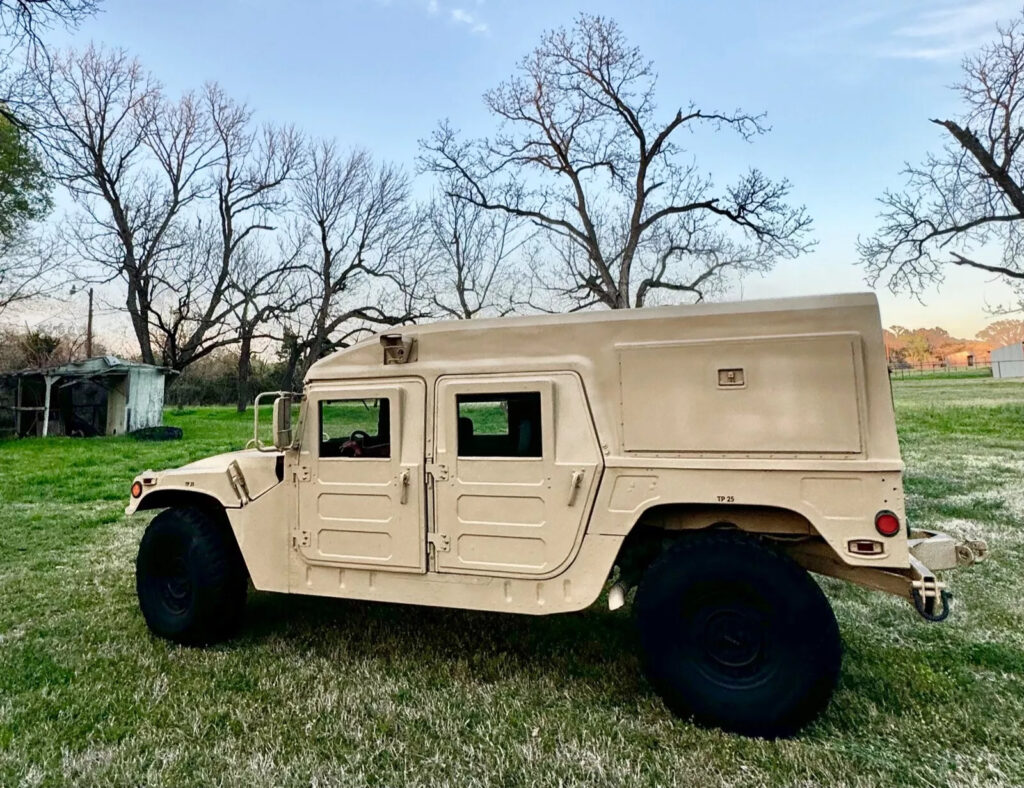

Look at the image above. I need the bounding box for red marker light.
[875,510,900,537]
[131,481,143,499]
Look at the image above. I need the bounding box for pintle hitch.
[910,555,951,622]
[912,586,952,622]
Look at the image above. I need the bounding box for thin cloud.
[796,0,1020,61]
[410,0,488,35]
[885,0,1020,60]
[449,6,488,35]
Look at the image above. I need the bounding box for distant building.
[991,343,1024,379]
[0,356,175,437]
[944,348,990,367]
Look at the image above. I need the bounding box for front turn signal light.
[130,481,143,499]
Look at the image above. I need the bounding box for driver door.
[296,380,426,572]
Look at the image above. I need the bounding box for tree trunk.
[236,332,253,413]
[126,284,156,365]
[281,341,302,393]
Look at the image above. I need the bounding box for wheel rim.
[682,586,775,690]
[152,541,193,616]
[703,608,763,670]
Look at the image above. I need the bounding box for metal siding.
[992,343,1024,379]
[106,375,129,434]
[127,369,166,430]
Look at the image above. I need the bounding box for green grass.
[2,380,1024,786]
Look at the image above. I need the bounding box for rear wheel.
[136,506,247,646]
[634,530,841,738]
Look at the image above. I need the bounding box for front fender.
[126,450,284,515]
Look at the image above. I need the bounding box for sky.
[39,0,1024,341]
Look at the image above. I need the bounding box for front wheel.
[136,506,248,646]
[634,530,841,738]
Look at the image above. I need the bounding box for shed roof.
[1,355,175,379]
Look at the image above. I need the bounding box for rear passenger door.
[431,373,601,576]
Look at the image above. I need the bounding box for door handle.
[399,469,410,504]
[567,469,585,506]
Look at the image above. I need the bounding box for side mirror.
[272,395,293,449]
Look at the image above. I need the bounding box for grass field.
[2,381,1024,786]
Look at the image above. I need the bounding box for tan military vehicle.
[128,292,987,737]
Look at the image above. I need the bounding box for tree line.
[0,6,815,409]
[4,3,1024,408]
[883,320,1024,366]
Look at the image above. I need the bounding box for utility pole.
[86,288,93,357]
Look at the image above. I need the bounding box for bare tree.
[860,14,1024,296]
[1,0,100,128]
[283,141,425,385]
[0,321,99,370]
[978,318,1024,346]
[0,231,65,317]
[420,14,811,311]
[144,218,236,371]
[25,45,221,366]
[147,83,305,375]
[201,84,304,406]
[228,238,303,411]
[423,179,531,318]
[0,0,99,49]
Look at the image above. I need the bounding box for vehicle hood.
[175,448,279,476]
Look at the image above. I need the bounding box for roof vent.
[380,334,415,365]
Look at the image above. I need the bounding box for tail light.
[875,510,900,537]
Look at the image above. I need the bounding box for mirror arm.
[249,391,300,452]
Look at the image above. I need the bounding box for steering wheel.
[340,430,371,457]
[349,429,371,445]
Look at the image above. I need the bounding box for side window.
[456,392,542,458]
[319,398,391,458]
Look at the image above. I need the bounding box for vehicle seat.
[516,418,533,455]
[458,416,474,453]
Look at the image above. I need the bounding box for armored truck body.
[128,293,986,736]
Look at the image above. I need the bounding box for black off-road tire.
[634,530,841,738]
[136,506,248,646]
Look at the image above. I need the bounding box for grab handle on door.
[399,469,410,504]
[567,469,585,507]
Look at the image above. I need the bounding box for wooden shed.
[0,356,175,437]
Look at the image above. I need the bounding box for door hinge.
[427,532,450,552]
[425,463,448,482]
[294,465,311,482]
[292,530,311,548]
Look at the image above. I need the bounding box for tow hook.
[956,539,989,565]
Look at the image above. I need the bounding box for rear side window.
[319,398,391,458]
[456,392,542,458]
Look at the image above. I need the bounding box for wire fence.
[887,362,994,381]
